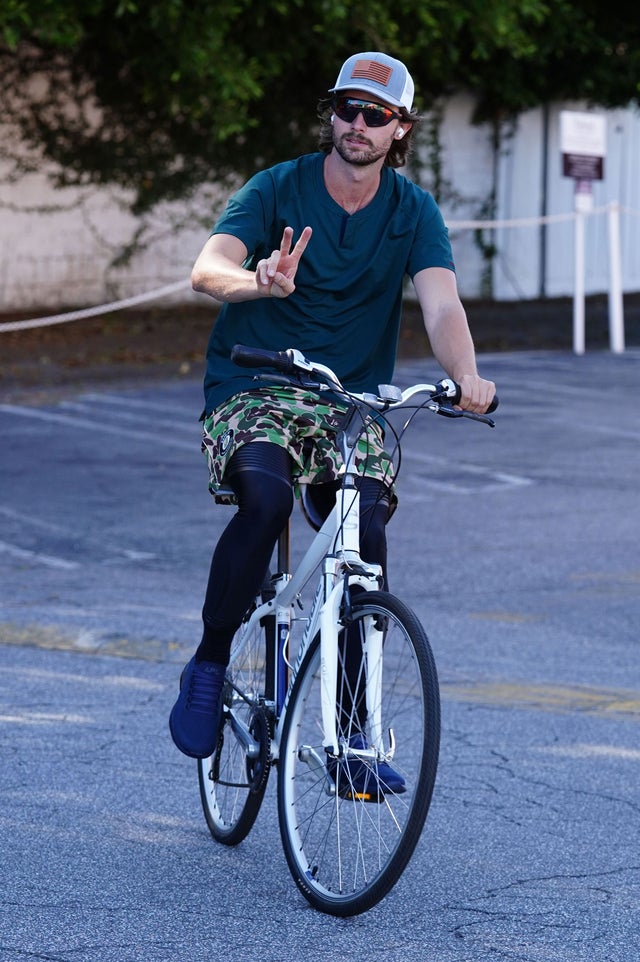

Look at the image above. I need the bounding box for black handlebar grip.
[450,381,499,413]
[231,344,295,373]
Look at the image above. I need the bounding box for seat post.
[276,518,291,574]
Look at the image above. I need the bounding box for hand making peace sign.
[256,226,313,299]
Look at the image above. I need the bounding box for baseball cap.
[329,52,414,111]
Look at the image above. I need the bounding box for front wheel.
[277,591,440,916]
[198,605,273,846]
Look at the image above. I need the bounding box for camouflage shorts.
[201,386,395,497]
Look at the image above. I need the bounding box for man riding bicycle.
[169,51,496,785]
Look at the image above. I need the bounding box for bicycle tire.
[198,607,273,846]
[277,590,440,916]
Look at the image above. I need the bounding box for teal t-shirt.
[203,153,454,413]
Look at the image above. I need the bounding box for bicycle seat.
[214,485,237,506]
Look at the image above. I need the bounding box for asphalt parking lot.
[1,346,638,961]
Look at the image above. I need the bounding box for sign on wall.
[560,110,606,181]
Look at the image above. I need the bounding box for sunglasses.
[333,96,402,128]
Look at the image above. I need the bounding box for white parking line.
[400,449,533,494]
[0,403,195,450]
[81,392,198,417]
[0,507,157,569]
[56,400,195,432]
[0,539,79,570]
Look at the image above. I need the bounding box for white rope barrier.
[620,204,640,218]
[447,210,581,230]
[1,202,637,353]
[440,202,630,355]
[0,279,190,333]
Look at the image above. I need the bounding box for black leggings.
[197,441,391,666]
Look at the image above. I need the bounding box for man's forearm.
[426,306,479,382]
[191,255,261,303]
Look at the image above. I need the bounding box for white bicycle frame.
[228,439,383,763]
[224,355,462,765]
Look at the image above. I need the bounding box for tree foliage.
[1,0,638,211]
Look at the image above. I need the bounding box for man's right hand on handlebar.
[455,372,497,414]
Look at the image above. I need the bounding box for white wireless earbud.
[331,114,335,123]
[396,128,405,139]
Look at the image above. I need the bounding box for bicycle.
[196,344,497,916]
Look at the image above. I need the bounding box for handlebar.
[230,344,299,374]
[449,381,499,415]
[230,344,498,423]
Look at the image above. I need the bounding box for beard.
[334,131,391,166]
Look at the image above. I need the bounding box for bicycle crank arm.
[226,708,261,759]
[298,745,336,796]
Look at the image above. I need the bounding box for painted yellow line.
[3,621,639,723]
[442,680,640,719]
[0,622,186,663]
[570,570,640,584]
[470,611,542,624]
[543,744,640,760]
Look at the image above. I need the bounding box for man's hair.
[316,96,421,168]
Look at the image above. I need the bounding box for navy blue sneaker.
[328,733,406,801]
[169,657,226,759]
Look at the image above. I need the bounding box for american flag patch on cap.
[351,60,393,86]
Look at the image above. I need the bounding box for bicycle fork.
[271,553,385,764]
[318,564,384,758]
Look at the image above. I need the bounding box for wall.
[1,93,639,313]
[412,92,496,299]
[491,102,640,300]
[0,160,227,312]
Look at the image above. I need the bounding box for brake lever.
[435,402,464,420]
[436,402,495,427]
[461,410,496,428]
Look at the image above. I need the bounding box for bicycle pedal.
[342,788,382,804]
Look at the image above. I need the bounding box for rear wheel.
[277,591,440,915]
[198,605,273,845]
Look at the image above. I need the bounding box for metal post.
[607,202,625,353]
[573,210,585,355]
